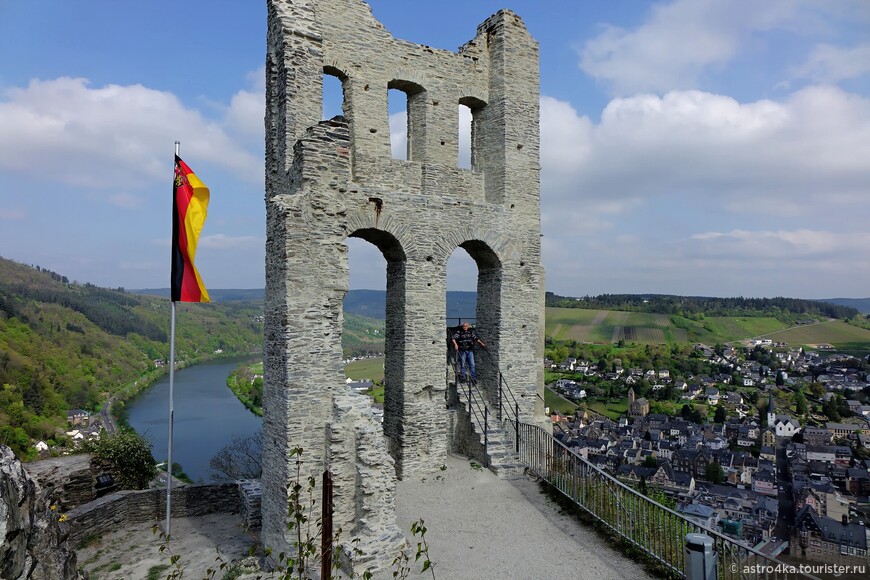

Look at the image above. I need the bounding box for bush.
[84,430,156,489]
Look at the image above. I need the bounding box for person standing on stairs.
[452,321,486,385]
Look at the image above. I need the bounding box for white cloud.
[199,234,262,249]
[0,77,262,188]
[389,111,407,160]
[540,86,870,212]
[538,86,870,296]
[791,42,870,84]
[107,192,141,209]
[153,233,261,249]
[577,0,862,95]
[223,66,266,144]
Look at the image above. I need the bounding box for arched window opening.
[458,96,486,170]
[446,247,477,326]
[387,89,407,160]
[388,80,425,162]
[457,104,472,169]
[322,67,346,121]
[345,231,406,472]
[447,241,500,401]
[344,235,391,371]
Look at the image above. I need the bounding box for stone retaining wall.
[66,483,242,547]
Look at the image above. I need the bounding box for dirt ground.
[77,454,651,580]
[76,512,257,580]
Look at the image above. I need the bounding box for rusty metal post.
[321,470,333,579]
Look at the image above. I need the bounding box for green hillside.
[544,306,870,351]
[0,256,263,459]
[343,313,385,356]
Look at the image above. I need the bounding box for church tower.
[767,393,776,428]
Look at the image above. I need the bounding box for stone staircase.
[452,377,526,480]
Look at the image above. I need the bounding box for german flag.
[171,155,210,303]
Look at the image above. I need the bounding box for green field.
[544,386,579,415]
[762,320,870,352]
[542,307,870,351]
[345,356,385,382]
[588,400,629,421]
[546,308,695,344]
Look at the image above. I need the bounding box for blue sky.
[1,0,868,299]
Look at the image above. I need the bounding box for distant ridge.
[134,288,478,320]
[135,288,264,302]
[818,298,870,315]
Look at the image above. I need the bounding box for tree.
[85,430,156,489]
[714,405,727,423]
[775,371,785,387]
[209,430,262,480]
[643,455,658,468]
[706,461,725,484]
[794,390,808,415]
[680,404,693,420]
[823,396,841,422]
[637,476,648,495]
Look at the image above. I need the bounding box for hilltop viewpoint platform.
[77,453,650,579]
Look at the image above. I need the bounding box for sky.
[0,0,868,299]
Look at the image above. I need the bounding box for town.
[547,340,870,567]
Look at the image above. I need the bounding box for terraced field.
[546,308,691,345]
[544,308,870,351]
[757,319,870,353]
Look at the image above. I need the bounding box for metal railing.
[448,353,490,468]
[443,334,813,578]
[515,422,818,580]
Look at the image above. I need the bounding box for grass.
[588,400,628,421]
[146,565,169,580]
[545,386,579,414]
[764,320,870,352]
[367,385,385,404]
[345,356,385,382]
[543,307,870,352]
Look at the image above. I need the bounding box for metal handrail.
[443,332,815,578]
[516,422,819,580]
[448,353,490,467]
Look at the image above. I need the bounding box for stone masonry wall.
[263,0,543,569]
[65,483,240,547]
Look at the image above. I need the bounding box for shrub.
[84,430,156,489]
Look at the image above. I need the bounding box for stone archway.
[263,0,544,571]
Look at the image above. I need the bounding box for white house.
[772,415,800,437]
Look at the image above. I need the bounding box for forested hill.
[135,288,479,321]
[0,256,263,459]
[545,292,859,321]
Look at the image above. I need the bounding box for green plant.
[84,430,156,489]
[153,448,435,579]
[220,564,244,580]
[146,565,169,580]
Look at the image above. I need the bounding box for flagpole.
[166,140,180,539]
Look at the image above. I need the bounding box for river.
[126,356,262,483]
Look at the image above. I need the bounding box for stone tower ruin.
[263,0,544,569]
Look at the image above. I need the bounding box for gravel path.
[77,454,652,580]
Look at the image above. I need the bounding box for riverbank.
[124,357,262,483]
[225,361,264,417]
[110,351,262,429]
